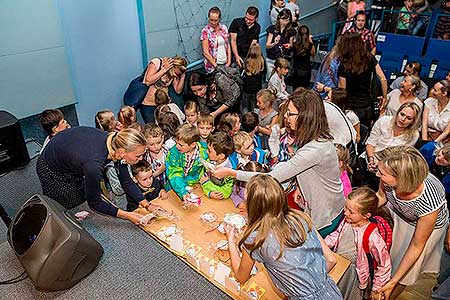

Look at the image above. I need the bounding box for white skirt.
[390,209,448,285]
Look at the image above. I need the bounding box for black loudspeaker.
[7,194,104,291]
[0,111,30,174]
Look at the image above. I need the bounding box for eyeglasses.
[285,110,299,117]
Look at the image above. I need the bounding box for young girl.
[268,57,290,111]
[335,144,353,198]
[95,109,122,132]
[242,43,266,114]
[156,111,181,149]
[144,123,168,188]
[184,101,199,126]
[325,187,391,300]
[225,174,343,300]
[118,106,137,128]
[292,25,316,89]
[216,112,241,136]
[255,88,279,149]
[154,88,185,124]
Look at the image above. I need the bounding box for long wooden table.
[137,187,349,300]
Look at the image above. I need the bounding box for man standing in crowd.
[229,6,261,68]
[348,12,377,55]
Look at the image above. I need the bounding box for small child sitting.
[39,109,70,152]
[144,123,168,188]
[229,131,267,168]
[197,112,215,147]
[335,144,353,197]
[118,105,137,129]
[127,160,167,212]
[325,187,392,300]
[200,132,235,199]
[165,124,208,201]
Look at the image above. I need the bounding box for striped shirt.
[385,174,449,229]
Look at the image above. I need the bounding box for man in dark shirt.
[229,6,261,68]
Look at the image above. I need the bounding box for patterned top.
[385,174,449,228]
[201,23,230,73]
[144,146,168,188]
[347,27,376,51]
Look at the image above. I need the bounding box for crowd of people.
[35,2,450,300]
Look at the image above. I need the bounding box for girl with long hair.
[292,25,316,89]
[241,43,266,114]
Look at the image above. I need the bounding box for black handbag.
[123,68,148,111]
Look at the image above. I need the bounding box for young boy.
[143,123,168,188]
[39,109,70,153]
[229,131,267,168]
[197,112,214,147]
[165,124,208,201]
[241,112,262,149]
[127,160,167,211]
[200,132,235,199]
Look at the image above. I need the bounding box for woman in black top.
[338,32,387,127]
[292,25,316,89]
[37,127,148,224]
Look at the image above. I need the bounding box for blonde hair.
[233,131,253,150]
[109,128,146,153]
[118,106,136,128]
[256,88,277,106]
[167,56,187,79]
[239,174,313,259]
[335,144,352,174]
[197,112,214,126]
[175,123,200,145]
[375,145,429,194]
[435,143,450,162]
[391,101,421,143]
[406,75,422,94]
[95,110,115,132]
[184,101,199,113]
[347,187,379,216]
[245,43,265,75]
[270,57,290,79]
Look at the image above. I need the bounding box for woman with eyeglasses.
[36,127,151,225]
[212,89,344,237]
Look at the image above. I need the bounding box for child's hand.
[154,164,165,176]
[200,173,210,184]
[210,191,224,200]
[159,190,168,200]
[224,223,237,243]
[139,199,150,210]
[370,290,383,300]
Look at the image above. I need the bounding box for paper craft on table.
[169,234,184,253]
[213,262,231,286]
[225,276,240,295]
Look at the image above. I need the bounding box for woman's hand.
[123,211,146,225]
[378,279,398,300]
[211,166,233,179]
[161,57,174,72]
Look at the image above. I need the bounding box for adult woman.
[422,80,450,142]
[384,75,423,116]
[390,61,429,100]
[36,127,148,224]
[201,6,231,74]
[375,146,449,299]
[213,89,344,236]
[265,9,295,81]
[338,32,388,127]
[291,25,316,89]
[189,71,240,119]
[141,56,187,123]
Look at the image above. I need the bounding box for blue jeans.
[140,104,156,123]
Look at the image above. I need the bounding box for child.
[335,144,353,198]
[127,160,167,212]
[143,123,168,188]
[325,187,391,300]
[229,131,267,168]
[200,132,235,199]
[292,25,315,89]
[154,88,185,124]
[241,112,263,149]
[165,124,208,201]
[217,112,241,136]
[118,106,137,129]
[197,112,215,147]
[241,43,266,114]
[397,0,413,35]
[95,109,122,132]
[268,57,290,111]
[225,174,342,300]
[255,89,279,149]
[286,0,300,22]
[268,104,296,166]
[184,101,199,126]
[230,161,269,211]
[39,109,70,152]
[157,111,181,149]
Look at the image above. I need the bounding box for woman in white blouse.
[384,75,423,116]
[422,80,450,142]
[366,102,421,171]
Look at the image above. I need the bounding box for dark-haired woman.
[189,70,241,119]
[338,32,387,127]
[291,25,316,89]
[212,89,344,236]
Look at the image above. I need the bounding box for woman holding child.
[213,89,344,236]
[37,127,149,225]
[375,146,449,299]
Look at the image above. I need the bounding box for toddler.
[325,187,392,300]
[144,123,168,188]
[118,106,137,129]
[128,160,167,212]
[200,132,235,199]
[184,101,200,126]
[197,112,215,147]
[165,124,208,201]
